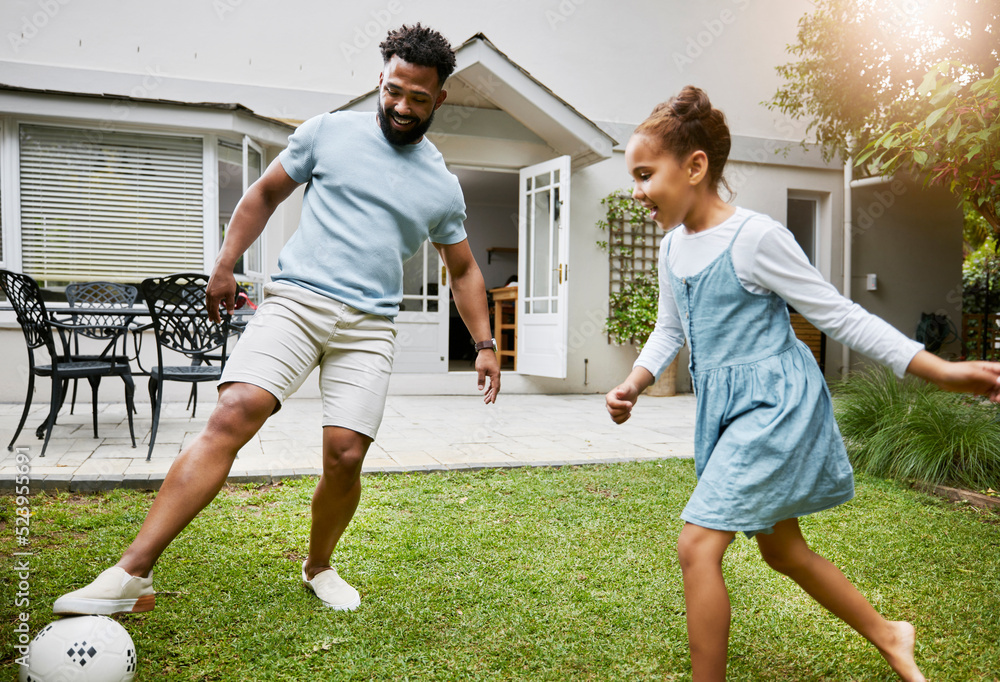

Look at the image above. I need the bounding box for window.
[787,194,819,265]
[217,136,264,303]
[19,124,204,284]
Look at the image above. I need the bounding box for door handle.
[441,266,447,287]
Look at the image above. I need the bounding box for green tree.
[767,0,998,162]
[859,63,1000,236]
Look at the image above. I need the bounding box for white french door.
[392,241,449,372]
[517,156,570,378]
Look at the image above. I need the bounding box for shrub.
[833,366,1000,490]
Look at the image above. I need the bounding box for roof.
[336,33,616,169]
[0,82,296,132]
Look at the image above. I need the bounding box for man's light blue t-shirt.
[273,110,467,318]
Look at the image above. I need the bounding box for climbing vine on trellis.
[596,191,662,345]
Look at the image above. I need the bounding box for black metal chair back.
[0,269,56,356]
[139,273,229,459]
[141,274,229,361]
[1,269,136,456]
[66,281,138,340]
[64,281,139,414]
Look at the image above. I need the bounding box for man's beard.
[377,100,435,146]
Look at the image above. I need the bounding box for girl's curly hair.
[380,23,456,86]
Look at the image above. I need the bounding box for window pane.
[787,197,817,265]
[219,140,243,274]
[551,187,560,310]
[248,147,262,184]
[426,243,440,300]
[403,243,426,297]
[532,190,550,302]
[0,124,4,264]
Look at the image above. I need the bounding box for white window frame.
[0,115,274,292]
[787,190,833,282]
[0,117,8,271]
[241,135,266,289]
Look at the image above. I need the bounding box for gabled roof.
[336,34,616,170]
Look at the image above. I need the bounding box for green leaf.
[855,147,877,166]
[917,69,939,96]
[912,150,928,166]
[924,107,948,129]
[947,117,962,143]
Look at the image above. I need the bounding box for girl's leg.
[676,522,737,682]
[756,518,925,682]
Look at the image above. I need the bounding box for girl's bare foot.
[877,621,925,682]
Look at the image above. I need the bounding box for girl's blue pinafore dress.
[668,216,855,536]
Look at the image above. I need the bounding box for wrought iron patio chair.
[1,269,136,457]
[183,284,254,416]
[139,273,230,460]
[64,281,139,415]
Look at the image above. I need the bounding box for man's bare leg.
[116,382,277,577]
[302,426,371,580]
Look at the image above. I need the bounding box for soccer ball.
[18,616,137,682]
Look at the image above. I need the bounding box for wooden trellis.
[962,313,1000,361]
[605,202,660,296]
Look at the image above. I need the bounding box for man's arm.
[434,239,501,403]
[206,159,302,322]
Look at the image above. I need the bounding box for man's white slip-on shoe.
[53,567,155,615]
[301,561,360,611]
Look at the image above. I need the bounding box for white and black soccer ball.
[18,616,137,682]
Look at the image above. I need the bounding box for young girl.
[605,86,1000,682]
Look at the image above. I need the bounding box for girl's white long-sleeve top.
[634,208,924,380]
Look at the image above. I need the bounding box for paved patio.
[0,393,696,492]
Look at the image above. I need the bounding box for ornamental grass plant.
[833,365,1000,490]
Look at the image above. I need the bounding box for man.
[54,24,500,614]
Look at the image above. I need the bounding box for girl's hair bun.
[634,86,732,194]
[669,86,713,121]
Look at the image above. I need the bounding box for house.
[0,1,963,403]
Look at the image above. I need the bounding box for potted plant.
[597,191,679,396]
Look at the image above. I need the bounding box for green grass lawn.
[2,461,999,681]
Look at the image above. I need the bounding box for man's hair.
[379,23,456,86]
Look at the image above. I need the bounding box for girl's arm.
[747,224,922,378]
[746,223,1000,402]
[609,239,686,423]
[906,350,1000,402]
[634,238,686,379]
[606,367,656,424]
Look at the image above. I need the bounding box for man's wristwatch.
[474,338,498,352]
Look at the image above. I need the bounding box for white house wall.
[851,180,964,362]
[0,0,959,401]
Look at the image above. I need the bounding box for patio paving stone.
[0,394,696,491]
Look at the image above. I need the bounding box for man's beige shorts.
[220,281,396,439]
